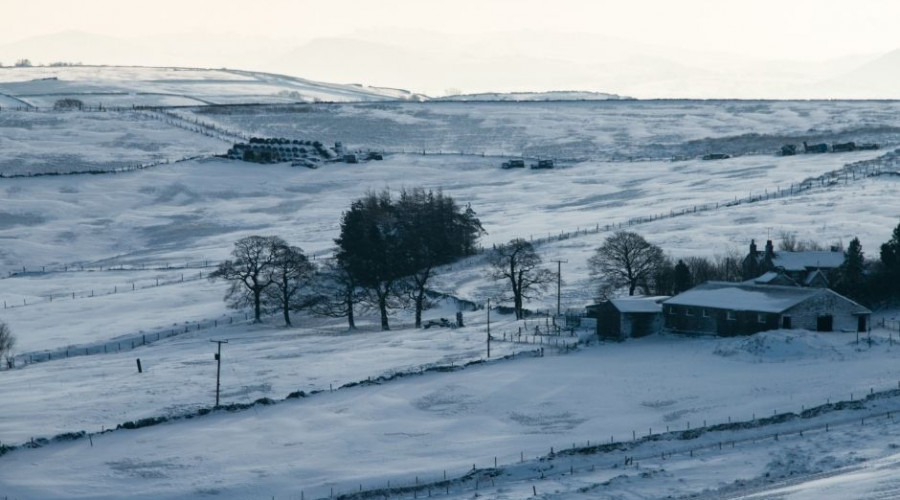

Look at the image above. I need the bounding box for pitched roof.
[771,251,844,271]
[663,281,869,315]
[804,269,829,286]
[752,271,799,286]
[610,296,668,314]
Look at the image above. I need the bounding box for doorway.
[816,315,833,332]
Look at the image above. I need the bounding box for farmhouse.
[742,239,844,286]
[594,296,668,340]
[662,282,870,336]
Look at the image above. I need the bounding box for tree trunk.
[414,290,425,328]
[378,292,390,331]
[628,283,636,296]
[345,289,356,330]
[253,289,262,322]
[282,301,292,326]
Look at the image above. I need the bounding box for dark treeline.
[335,188,484,330]
[591,221,900,308]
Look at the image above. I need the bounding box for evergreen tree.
[673,259,693,293]
[838,237,865,301]
[881,221,900,273]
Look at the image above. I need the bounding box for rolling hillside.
[0,65,423,108]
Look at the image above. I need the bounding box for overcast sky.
[4,0,899,97]
[5,0,899,59]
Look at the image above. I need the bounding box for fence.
[1,266,213,312]
[9,311,257,368]
[308,382,900,500]
[0,154,209,179]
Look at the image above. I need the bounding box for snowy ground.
[0,66,419,108]
[4,330,900,499]
[185,100,900,160]
[0,110,226,175]
[2,100,900,499]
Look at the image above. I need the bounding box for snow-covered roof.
[751,271,798,286]
[772,251,844,272]
[610,296,668,314]
[804,269,829,286]
[663,282,824,313]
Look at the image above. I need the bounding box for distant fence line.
[1,267,210,312]
[0,154,209,179]
[517,148,900,251]
[8,311,256,369]
[138,108,248,143]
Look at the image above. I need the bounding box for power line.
[210,339,229,407]
[551,260,568,316]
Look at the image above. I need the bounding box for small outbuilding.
[594,296,668,340]
[662,282,870,336]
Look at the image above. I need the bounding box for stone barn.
[662,282,870,336]
[595,296,667,340]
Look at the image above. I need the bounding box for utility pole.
[551,260,568,317]
[211,339,228,407]
[486,298,491,358]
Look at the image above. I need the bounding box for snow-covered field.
[1,99,900,499]
[0,110,226,175]
[185,100,900,160]
[0,66,420,108]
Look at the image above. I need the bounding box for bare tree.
[589,231,665,296]
[0,321,15,368]
[309,259,365,330]
[489,238,554,319]
[265,241,316,326]
[714,248,744,281]
[209,235,278,322]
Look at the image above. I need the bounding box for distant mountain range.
[0,30,897,99]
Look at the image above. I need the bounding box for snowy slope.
[0,66,423,108]
[2,100,900,499]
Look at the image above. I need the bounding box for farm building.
[662,282,870,336]
[594,296,668,340]
[741,239,844,286]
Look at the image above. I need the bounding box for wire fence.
[305,382,900,500]
[8,311,257,368]
[0,154,209,179]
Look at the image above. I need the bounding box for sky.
[3,0,900,97]
[5,0,899,58]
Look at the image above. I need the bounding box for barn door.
[858,316,867,332]
[781,316,792,329]
[816,315,833,332]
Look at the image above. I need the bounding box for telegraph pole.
[486,298,491,358]
[551,260,568,317]
[211,339,228,407]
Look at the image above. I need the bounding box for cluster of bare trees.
[210,236,315,326]
[211,188,485,330]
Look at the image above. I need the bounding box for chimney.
[764,239,775,270]
[749,239,757,255]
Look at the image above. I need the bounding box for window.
[702,309,710,318]
[726,311,736,321]
[757,313,766,324]
[667,306,675,315]
[685,308,694,317]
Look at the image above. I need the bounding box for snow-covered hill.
[0,66,423,108]
[436,90,632,101]
[2,100,900,499]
